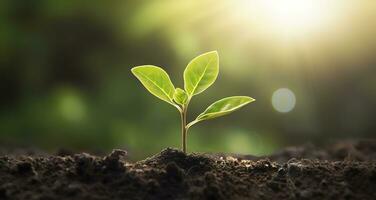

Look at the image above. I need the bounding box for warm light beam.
[263,0,325,31]
[236,0,339,36]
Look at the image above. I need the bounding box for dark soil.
[0,140,375,200]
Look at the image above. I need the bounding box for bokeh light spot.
[58,91,86,122]
[272,88,296,113]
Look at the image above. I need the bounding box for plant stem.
[180,106,187,153]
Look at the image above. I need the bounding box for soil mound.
[0,141,375,199]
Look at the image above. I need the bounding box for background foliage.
[1,0,375,159]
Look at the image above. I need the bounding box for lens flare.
[272,88,296,113]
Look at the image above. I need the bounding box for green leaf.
[131,65,175,105]
[173,88,188,106]
[184,51,219,97]
[187,96,255,128]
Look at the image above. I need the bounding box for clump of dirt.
[0,140,375,200]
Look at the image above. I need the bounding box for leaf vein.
[137,71,173,102]
[190,56,215,95]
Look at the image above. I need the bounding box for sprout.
[131,51,255,153]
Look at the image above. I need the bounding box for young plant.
[131,51,255,153]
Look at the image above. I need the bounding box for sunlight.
[261,0,326,32]
[235,0,339,36]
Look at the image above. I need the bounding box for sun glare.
[236,0,339,36]
[263,0,324,31]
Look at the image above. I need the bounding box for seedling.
[131,51,255,153]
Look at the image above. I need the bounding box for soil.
[0,140,375,200]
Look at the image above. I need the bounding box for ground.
[0,140,375,200]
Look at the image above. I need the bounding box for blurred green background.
[1,0,375,159]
